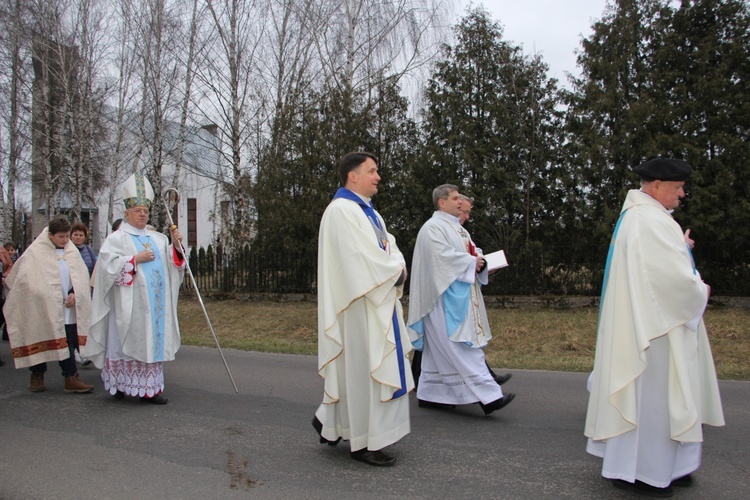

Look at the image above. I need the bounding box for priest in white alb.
[84,172,185,405]
[408,184,515,415]
[312,152,413,467]
[585,158,724,497]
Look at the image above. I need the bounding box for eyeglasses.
[129,208,150,215]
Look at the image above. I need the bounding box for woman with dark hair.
[71,222,97,277]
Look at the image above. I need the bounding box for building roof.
[101,106,231,185]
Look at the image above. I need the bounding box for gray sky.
[459,1,610,86]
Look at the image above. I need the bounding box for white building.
[90,110,235,253]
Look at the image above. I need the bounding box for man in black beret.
[584,158,725,497]
[632,157,692,182]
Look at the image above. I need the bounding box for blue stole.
[130,234,166,361]
[409,281,471,349]
[333,188,407,399]
[596,209,627,333]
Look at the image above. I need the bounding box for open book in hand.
[483,250,508,272]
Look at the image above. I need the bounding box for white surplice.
[84,222,184,397]
[408,211,502,406]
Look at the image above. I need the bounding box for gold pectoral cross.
[136,235,153,251]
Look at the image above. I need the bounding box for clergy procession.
[1,153,724,497]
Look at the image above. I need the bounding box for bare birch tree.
[99,0,142,230]
[195,0,266,244]
[123,0,188,230]
[0,0,31,243]
[304,0,449,93]
[170,0,205,189]
[20,0,112,236]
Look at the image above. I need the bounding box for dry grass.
[178,298,750,380]
[179,299,318,355]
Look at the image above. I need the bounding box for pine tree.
[420,7,564,290]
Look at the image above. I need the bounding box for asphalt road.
[1,342,747,499]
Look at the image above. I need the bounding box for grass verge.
[178,299,749,380]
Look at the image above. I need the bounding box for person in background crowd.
[458,194,512,384]
[4,242,18,263]
[71,222,97,277]
[3,216,94,393]
[0,242,13,360]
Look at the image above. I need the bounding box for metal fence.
[185,249,316,294]
[182,241,750,296]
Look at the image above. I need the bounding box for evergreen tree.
[252,74,419,261]
[657,0,750,244]
[565,0,670,250]
[420,7,564,290]
[568,0,750,290]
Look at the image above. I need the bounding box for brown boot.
[30,372,46,392]
[64,373,94,394]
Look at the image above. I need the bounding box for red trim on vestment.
[172,247,185,266]
[11,335,88,359]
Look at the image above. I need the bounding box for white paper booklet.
[484,250,508,271]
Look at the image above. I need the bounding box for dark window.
[188,198,197,248]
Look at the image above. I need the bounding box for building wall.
[93,169,224,253]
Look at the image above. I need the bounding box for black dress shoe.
[350,449,396,467]
[479,393,516,415]
[311,416,341,446]
[418,399,456,410]
[113,390,125,400]
[612,479,674,498]
[494,373,513,386]
[670,474,693,487]
[140,394,169,405]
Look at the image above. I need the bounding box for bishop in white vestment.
[84,173,185,404]
[585,158,724,496]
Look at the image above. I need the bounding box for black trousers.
[1,295,8,341]
[29,324,79,378]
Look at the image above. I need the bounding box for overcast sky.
[458,1,610,86]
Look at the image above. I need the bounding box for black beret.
[633,158,692,181]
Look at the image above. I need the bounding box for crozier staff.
[84,172,185,405]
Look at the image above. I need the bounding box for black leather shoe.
[612,479,674,497]
[418,399,456,410]
[350,449,396,467]
[479,393,515,415]
[670,474,692,487]
[494,373,513,386]
[113,390,125,400]
[312,416,341,446]
[140,394,168,405]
